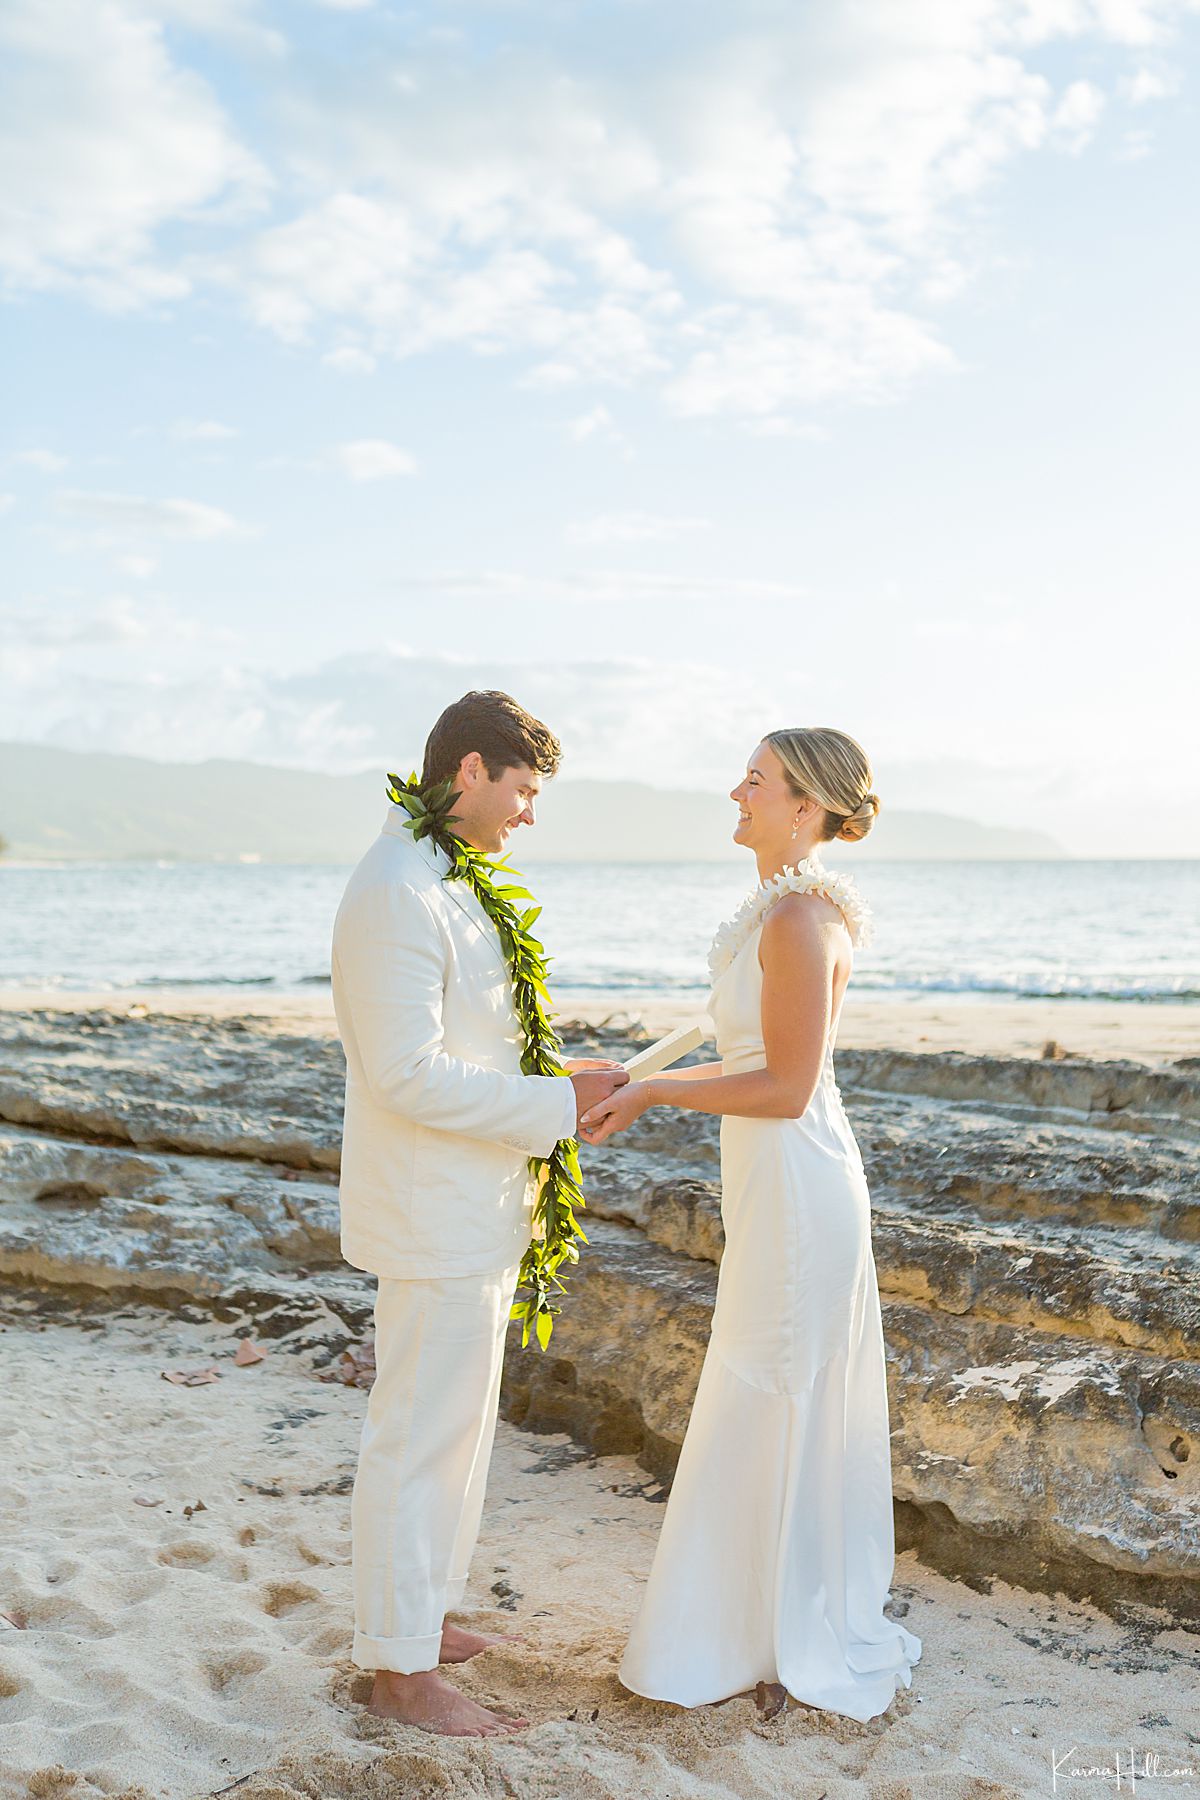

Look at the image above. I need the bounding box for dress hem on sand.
[617,1338,923,1726]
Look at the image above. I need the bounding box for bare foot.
[368,1668,529,1736]
[439,1620,524,1664]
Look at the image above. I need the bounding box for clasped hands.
[566,1058,650,1146]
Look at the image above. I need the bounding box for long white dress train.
[618,860,922,1723]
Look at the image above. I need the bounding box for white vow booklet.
[621,1022,708,1079]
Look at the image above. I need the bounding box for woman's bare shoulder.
[762,889,847,935]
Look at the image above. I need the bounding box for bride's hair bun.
[835,791,880,843]
[765,727,880,846]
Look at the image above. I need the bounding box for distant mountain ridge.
[0,743,1064,862]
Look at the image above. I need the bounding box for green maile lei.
[385,770,587,1351]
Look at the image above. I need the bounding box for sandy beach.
[1,992,1198,1799]
[4,1299,1199,1800]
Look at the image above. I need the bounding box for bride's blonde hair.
[765,727,880,843]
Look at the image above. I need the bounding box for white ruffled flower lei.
[707,855,874,983]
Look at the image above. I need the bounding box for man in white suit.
[332,690,627,1737]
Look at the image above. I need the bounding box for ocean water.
[1,859,1198,1008]
[0,860,1194,1015]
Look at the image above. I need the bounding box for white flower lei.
[707,855,874,982]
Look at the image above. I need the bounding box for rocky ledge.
[1,1006,1197,1624]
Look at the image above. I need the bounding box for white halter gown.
[618,860,922,1722]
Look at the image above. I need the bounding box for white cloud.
[214,3,1164,417]
[0,493,15,514]
[13,448,68,472]
[568,404,627,449]
[129,0,286,58]
[232,193,422,344]
[0,0,1192,421]
[0,0,267,305]
[386,568,806,606]
[565,512,712,546]
[1125,64,1180,102]
[231,182,674,383]
[1116,126,1155,159]
[739,416,828,439]
[1014,0,1177,49]
[0,648,788,787]
[0,596,238,700]
[789,16,1054,246]
[116,553,159,579]
[1050,80,1107,151]
[2,594,162,649]
[323,345,378,375]
[55,490,243,539]
[570,407,607,442]
[170,418,239,441]
[666,307,958,419]
[332,439,417,480]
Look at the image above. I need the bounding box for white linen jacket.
[332,807,578,1279]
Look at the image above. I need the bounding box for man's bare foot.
[368,1668,529,1736]
[439,1620,524,1664]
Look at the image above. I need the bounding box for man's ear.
[459,751,484,789]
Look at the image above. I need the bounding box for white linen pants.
[351,1260,520,1673]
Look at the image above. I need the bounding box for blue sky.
[2,0,1198,855]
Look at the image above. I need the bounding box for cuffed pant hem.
[352,1628,442,1674]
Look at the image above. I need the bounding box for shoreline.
[2,983,1197,1064]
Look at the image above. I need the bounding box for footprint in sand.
[155,1539,252,1582]
[39,1556,84,1587]
[202,1648,270,1695]
[105,1568,170,1607]
[259,1579,341,1655]
[260,1578,323,1619]
[299,1623,349,1657]
[7,1593,117,1638]
[156,1539,218,1569]
[293,1540,334,1568]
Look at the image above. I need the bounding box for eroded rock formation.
[1,1006,1197,1623]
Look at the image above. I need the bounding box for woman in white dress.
[579,727,921,1724]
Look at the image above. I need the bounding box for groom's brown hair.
[422,690,562,786]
